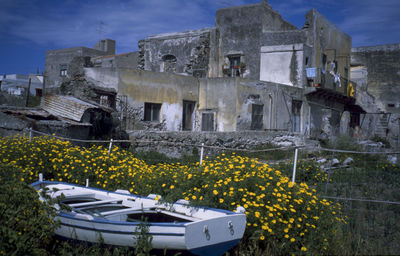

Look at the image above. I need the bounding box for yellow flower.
[170,185,175,189]
[213,190,218,195]
[301,246,307,252]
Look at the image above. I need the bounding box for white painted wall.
[162,103,182,131]
[84,68,119,90]
[260,44,305,87]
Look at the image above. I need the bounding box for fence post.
[39,173,43,182]
[199,143,204,166]
[108,139,113,154]
[292,148,298,184]
[29,127,32,142]
[86,179,89,187]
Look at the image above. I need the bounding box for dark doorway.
[251,104,264,130]
[201,113,214,131]
[182,100,195,131]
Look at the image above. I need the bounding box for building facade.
[44,1,364,141]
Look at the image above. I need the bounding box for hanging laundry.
[334,72,341,87]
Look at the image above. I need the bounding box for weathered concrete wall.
[198,78,237,131]
[305,9,352,94]
[93,39,116,55]
[260,44,306,87]
[115,52,139,69]
[351,44,400,147]
[351,44,400,113]
[92,52,139,69]
[214,2,299,80]
[130,130,305,158]
[198,78,306,133]
[45,46,109,89]
[139,28,211,78]
[117,70,199,131]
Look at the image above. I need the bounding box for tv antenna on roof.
[97,21,106,39]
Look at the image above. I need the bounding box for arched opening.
[161,54,177,73]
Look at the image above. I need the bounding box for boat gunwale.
[32,180,242,215]
[58,211,190,227]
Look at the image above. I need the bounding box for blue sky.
[1,0,399,75]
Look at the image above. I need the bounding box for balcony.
[306,67,347,95]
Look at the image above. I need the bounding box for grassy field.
[0,135,398,255]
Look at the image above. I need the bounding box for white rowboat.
[31,180,246,256]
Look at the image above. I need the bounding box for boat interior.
[58,191,197,223]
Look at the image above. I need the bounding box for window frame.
[144,102,162,122]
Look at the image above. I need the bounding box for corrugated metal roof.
[43,95,99,122]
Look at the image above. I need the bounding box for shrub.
[0,136,346,255]
[0,163,58,255]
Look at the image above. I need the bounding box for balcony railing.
[306,67,348,95]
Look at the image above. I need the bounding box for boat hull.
[32,181,246,256]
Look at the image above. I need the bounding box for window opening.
[201,113,214,131]
[182,100,195,131]
[229,56,241,77]
[161,55,177,73]
[144,103,161,121]
[251,104,264,130]
[292,100,302,132]
[60,64,68,77]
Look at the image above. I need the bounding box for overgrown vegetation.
[0,135,398,255]
[0,164,57,255]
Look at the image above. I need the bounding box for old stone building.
[351,44,400,147]
[45,39,116,89]
[44,0,367,145]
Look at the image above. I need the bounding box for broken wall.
[351,44,400,113]
[260,44,309,87]
[304,9,352,94]
[138,29,211,78]
[117,69,199,131]
[45,39,116,90]
[351,44,400,147]
[214,2,299,80]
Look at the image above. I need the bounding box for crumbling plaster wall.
[260,44,308,87]
[304,9,352,94]
[198,78,237,131]
[45,47,111,89]
[199,78,306,132]
[351,45,400,113]
[214,2,299,80]
[117,69,199,131]
[92,52,139,69]
[138,29,211,78]
[351,44,400,147]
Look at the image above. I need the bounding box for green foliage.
[326,135,362,152]
[134,218,153,256]
[0,163,57,256]
[0,135,399,255]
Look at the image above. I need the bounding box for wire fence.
[22,128,400,254]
